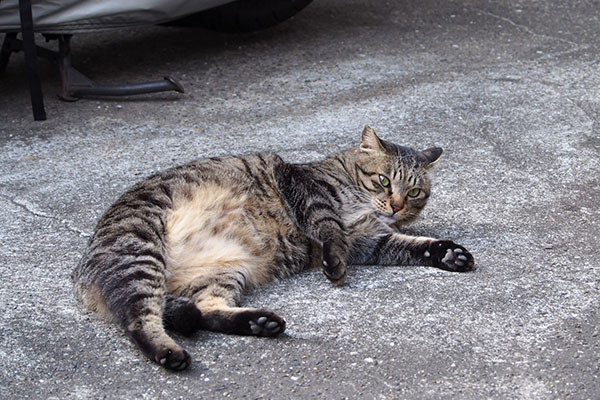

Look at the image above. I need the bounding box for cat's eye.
[378,174,391,188]
[407,188,421,198]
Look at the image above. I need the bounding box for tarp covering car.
[1,0,313,121]
[0,0,235,32]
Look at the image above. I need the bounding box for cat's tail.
[163,295,204,336]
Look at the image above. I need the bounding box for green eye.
[378,175,390,188]
[407,188,421,198]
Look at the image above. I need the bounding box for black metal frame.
[1,0,185,121]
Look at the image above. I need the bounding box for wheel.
[166,0,314,32]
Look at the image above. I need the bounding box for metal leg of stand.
[0,33,18,75]
[19,0,46,121]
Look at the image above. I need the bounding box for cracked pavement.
[1,0,599,398]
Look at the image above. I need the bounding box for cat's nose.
[391,202,403,213]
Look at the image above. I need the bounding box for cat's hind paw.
[249,315,285,336]
[155,346,192,371]
[233,309,286,337]
[428,240,475,272]
[127,327,192,371]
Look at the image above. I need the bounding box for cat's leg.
[197,296,286,337]
[172,267,286,337]
[99,260,192,370]
[349,233,475,272]
[276,165,349,285]
[73,181,194,370]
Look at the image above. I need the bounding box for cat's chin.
[377,215,397,225]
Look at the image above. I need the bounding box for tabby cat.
[72,126,474,370]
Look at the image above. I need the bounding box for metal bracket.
[55,35,184,102]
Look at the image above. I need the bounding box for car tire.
[166,0,314,32]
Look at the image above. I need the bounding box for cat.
[72,126,475,370]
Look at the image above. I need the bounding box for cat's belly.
[163,182,304,292]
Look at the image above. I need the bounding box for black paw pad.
[430,240,475,272]
[155,346,192,371]
[236,310,286,337]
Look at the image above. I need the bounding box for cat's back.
[159,152,284,193]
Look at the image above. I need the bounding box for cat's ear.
[421,147,443,168]
[359,126,384,153]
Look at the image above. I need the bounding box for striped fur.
[72,126,474,370]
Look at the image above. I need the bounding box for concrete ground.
[1,0,599,398]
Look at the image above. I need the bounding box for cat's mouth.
[377,214,397,225]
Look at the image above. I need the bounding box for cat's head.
[353,126,442,225]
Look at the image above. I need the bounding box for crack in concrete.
[471,7,588,58]
[568,99,600,135]
[0,193,91,238]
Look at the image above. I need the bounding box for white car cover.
[0,0,235,33]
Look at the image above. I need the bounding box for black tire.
[166,0,313,32]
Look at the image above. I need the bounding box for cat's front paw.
[322,240,348,286]
[427,240,475,272]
